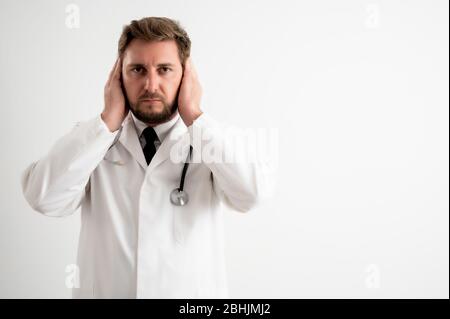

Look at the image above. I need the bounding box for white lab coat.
[21,112,270,298]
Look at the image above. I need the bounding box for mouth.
[141,99,162,104]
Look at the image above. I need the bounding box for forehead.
[123,39,181,66]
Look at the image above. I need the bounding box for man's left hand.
[178,57,203,126]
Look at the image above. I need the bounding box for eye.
[131,66,144,74]
[159,67,171,74]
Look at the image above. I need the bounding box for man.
[21,17,268,298]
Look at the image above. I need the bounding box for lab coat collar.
[118,112,189,171]
[131,111,180,144]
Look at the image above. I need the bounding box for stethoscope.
[170,145,193,206]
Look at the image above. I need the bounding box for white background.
[0,0,448,298]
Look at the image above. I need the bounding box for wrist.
[184,109,203,127]
[101,112,120,132]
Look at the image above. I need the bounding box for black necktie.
[142,127,159,165]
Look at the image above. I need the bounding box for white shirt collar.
[131,111,180,143]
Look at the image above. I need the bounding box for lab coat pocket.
[173,201,198,245]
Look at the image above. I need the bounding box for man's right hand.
[101,57,129,132]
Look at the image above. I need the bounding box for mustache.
[138,92,164,101]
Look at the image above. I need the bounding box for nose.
[143,71,159,93]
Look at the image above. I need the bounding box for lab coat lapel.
[147,115,190,173]
[118,114,148,170]
[117,113,190,172]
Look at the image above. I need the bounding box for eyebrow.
[128,62,175,68]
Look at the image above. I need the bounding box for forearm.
[21,114,120,216]
[188,113,274,212]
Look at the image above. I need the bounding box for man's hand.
[178,57,203,127]
[101,57,129,132]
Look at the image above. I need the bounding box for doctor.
[21,17,268,298]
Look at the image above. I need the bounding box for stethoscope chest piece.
[170,188,189,206]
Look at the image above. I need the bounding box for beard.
[128,91,178,124]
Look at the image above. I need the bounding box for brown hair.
[118,17,191,68]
